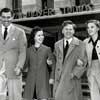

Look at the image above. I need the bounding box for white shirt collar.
[2,24,12,35]
[64,37,72,47]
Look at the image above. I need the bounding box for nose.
[3,18,8,22]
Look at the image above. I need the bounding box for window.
[42,0,54,9]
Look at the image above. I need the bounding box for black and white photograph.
[0,0,100,100]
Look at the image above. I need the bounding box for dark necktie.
[4,27,8,40]
[91,39,98,60]
[64,40,69,60]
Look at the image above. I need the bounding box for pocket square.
[12,38,15,40]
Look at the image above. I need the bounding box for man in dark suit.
[0,8,27,100]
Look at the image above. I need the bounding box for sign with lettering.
[14,4,94,19]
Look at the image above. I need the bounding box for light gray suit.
[0,24,27,100]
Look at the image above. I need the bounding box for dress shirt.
[64,37,72,47]
[2,24,12,36]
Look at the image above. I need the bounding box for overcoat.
[23,44,55,100]
[54,37,87,100]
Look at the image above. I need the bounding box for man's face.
[0,11,13,27]
[62,24,75,39]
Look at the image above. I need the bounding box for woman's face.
[87,22,99,37]
[34,30,44,44]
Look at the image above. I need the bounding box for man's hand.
[70,73,74,79]
[14,67,22,76]
[49,79,54,84]
[77,59,83,66]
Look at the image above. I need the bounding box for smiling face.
[87,22,99,37]
[62,24,75,39]
[1,11,13,27]
[34,30,44,44]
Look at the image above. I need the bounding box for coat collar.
[58,37,80,64]
[64,37,80,60]
[70,36,80,46]
[88,34,100,43]
[59,36,79,52]
[31,44,44,52]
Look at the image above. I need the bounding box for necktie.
[64,40,69,60]
[91,39,98,60]
[4,27,8,40]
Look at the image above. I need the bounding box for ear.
[11,16,13,20]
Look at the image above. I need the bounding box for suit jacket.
[54,37,87,100]
[23,44,55,99]
[0,24,27,79]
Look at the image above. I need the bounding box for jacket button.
[97,46,99,48]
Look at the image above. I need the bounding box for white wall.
[0,0,6,9]
[22,0,36,6]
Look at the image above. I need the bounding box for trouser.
[88,60,100,100]
[0,74,7,100]
[7,78,22,100]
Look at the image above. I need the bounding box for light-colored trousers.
[0,74,7,100]
[88,60,100,100]
[8,78,22,100]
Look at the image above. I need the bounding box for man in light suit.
[53,20,87,100]
[0,8,27,100]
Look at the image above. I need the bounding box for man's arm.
[71,41,87,79]
[15,29,27,75]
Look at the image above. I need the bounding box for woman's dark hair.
[29,26,43,45]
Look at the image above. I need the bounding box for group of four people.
[0,7,100,100]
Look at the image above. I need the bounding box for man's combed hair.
[62,20,76,29]
[0,8,13,16]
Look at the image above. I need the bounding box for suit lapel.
[0,25,5,43]
[86,40,93,66]
[6,25,15,41]
[59,39,64,57]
